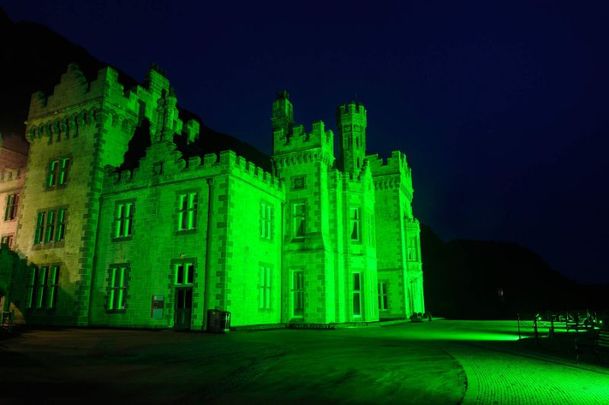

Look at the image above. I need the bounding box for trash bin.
[207,309,231,333]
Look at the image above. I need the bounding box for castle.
[0,64,424,329]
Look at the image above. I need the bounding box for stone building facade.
[2,64,425,330]
[0,133,28,251]
[0,133,28,317]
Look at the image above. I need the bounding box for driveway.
[0,320,608,403]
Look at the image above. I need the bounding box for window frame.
[107,264,129,312]
[258,263,272,310]
[3,193,18,221]
[407,237,418,261]
[176,191,198,232]
[27,264,60,311]
[292,270,304,318]
[259,200,273,240]
[350,207,362,242]
[33,207,67,247]
[112,200,135,240]
[173,260,195,287]
[46,156,71,189]
[0,234,14,248]
[353,272,362,317]
[291,201,306,239]
[378,281,389,311]
[291,175,305,190]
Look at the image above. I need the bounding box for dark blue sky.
[4,0,609,283]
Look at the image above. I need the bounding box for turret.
[153,87,178,143]
[272,91,294,151]
[337,101,367,175]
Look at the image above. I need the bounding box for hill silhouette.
[0,8,270,170]
[421,224,608,319]
[2,7,604,319]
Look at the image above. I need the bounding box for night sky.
[4,1,608,283]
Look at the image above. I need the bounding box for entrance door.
[174,288,193,330]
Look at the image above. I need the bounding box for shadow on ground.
[1,321,608,403]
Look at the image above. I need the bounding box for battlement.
[368,150,411,176]
[29,64,120,118]
[368,150,414,195]
[273,120,334,156]
[26,64,200,145]
[105,148,282,195]
[337,101,367,117]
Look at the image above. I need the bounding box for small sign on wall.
[151,295,164,320]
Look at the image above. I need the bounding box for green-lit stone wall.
[272,97,383,324]
[369,152,425,318]
[18,65,107,325]
[10,65,425,329]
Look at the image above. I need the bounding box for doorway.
[174,288,192,330]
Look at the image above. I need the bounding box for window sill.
[175,229,198,235]
[32,241,65,250]
[106,309,127,314]
[46,184,69,191]
[26,308,57,313]
[112,236,133,242]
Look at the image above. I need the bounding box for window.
[407,237,418,261]
[291,176,305,190]
[0,234,14,248]
[47,157,70,188]
[4,193,18,221]
[33,208,66,245]
[113,201,134,239]
[107,265,128,311]
[27,265,59,310]
[177,192,197,231]
[260,201,273,240]
[175,262,194,285]
[378,281,389,311]
[350,207,361,241]
[292,270,304,317]
[353,273,362,316]
[259,264,272,310]
[292,202,306,238]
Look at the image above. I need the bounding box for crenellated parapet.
[336,102,367,124]
[273,120,335,158]
[104,148,282,196]
[368,150,413,197]
[25,64,201,146]
[271,91,335,165]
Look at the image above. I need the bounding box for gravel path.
[450,342,609,404]
[1,321,609,403]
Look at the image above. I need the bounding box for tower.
[271,90,294,151]
[337,102,367,175]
